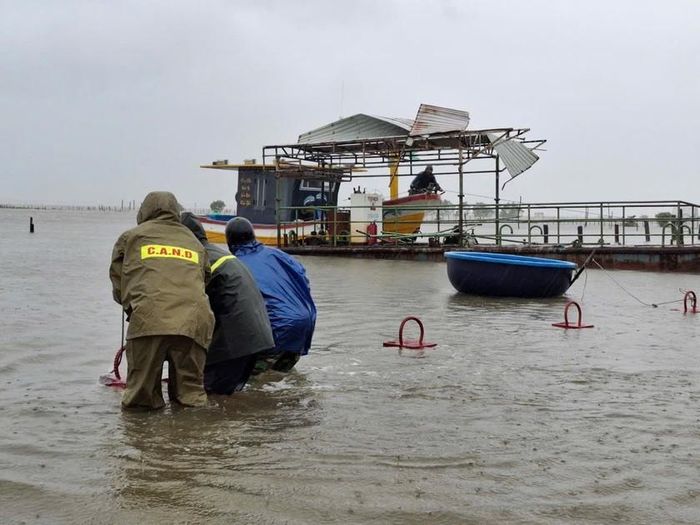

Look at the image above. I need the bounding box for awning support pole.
[495,155,501,245]
[458,145,464,247]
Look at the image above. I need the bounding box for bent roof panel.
[487,132,540,179]
[297,114,412,144]
[410,104,470,136]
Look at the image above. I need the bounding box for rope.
[579,267,589,303]
[591,258,685,308]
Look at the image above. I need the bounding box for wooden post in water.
[644,220,651,242]
[29,217,34,233]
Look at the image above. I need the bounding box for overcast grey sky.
[1,0,698,209]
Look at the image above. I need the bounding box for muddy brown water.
[1,209,699,524]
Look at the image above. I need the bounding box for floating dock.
[282,244,700,273]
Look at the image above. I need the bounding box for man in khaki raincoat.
[109,191,214,409]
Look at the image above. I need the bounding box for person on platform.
[409,165,443,195]
[109,191,214,410]
[180,212,275,394]
[225,217,317,374]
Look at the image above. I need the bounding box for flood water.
[1,209,699,524]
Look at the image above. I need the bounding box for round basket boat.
[445,251,577,298]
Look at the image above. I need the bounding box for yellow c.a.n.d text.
[140,244,199,264]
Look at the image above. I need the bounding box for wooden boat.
[382,192,441,236]
[445,251,578,297]
[198,214,328,246]
[198,163,440,246]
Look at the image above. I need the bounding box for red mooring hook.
[383,316,437,350]
[98,346,127,388]
[684,291,698,314]
[552,301,594,329]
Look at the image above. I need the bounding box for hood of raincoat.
[229,240,264,256]
[180,211,208,243]
[137,191,181,224]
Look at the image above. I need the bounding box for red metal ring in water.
[113,346,125,380]
[383,316,437,349]
[683,291,697,314]
[98,346,127,388]
[552,301,594,329]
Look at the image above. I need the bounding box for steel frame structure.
[261,127,546,245]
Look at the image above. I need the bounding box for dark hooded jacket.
[181,213,275,364]
[230,240,316,355]
[409,167,442,193]
[109,192,214,348]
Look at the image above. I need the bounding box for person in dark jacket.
[180,212,275,394]
[109,192,214,409]
[225,217,316,374]
[409,165,443,194]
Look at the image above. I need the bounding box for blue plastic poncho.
[231,241,316,355]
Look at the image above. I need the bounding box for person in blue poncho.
[225,217,317,374]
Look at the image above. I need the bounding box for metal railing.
[275,199,700,248]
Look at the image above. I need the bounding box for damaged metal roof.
[487,132,540,180]
[297,104,471,144]
[409,104,470,136]
[297,114,412,144]
[273,104,543,181]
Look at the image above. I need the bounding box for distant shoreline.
[0,204,135,211]
[0,204,218,214]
